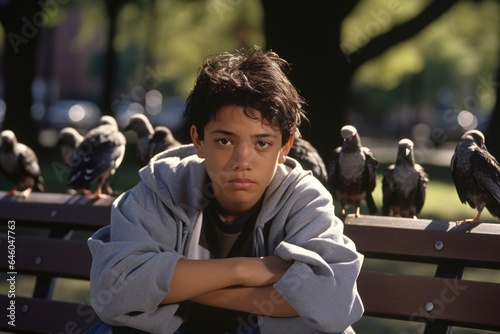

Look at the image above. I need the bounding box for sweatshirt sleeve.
[87,182,186,333]
[270,177,364,333]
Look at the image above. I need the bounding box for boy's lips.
[229,178,255,189]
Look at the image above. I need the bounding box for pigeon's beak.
[405,147,411,156]
[342,138,349,149]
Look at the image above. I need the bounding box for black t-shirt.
[181,197,263,333]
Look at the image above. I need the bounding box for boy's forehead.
[208,105,281,134]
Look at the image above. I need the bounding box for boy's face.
[191,105,294,221]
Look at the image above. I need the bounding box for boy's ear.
[279,136,295,163]
[190,125,205,158]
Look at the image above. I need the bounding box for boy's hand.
[162,256,292,304]
[238,255,293,287]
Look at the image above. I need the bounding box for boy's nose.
[230,144,252,170]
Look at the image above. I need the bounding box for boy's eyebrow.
[210,129,279,139]
[254,133,278,139]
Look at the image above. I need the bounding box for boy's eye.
[216,138,232,146]
[256,141,271,149]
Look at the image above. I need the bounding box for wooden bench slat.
[344,213,500,236]
[0,191,112,230]
[0,192,111,333]
[358,271,500,331]
[0,295,98,333]
[0,235,92,279]
[344,216,500,269]
[345,214,500,235]
[2,196,499,333]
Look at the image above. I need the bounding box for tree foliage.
[111,0,264,97]
[0,0,498,160]
[348,0,498,107]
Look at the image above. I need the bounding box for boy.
[87,46,364,334]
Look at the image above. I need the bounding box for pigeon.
[382,139,429,219]
[57,127,84,168]
[68,115,126,199]
[124,113,155,166]
[0,130,45,198]
[328,125,379,217]
[148,125,182,160]
[288,136,328,186]
[450,130,500,225]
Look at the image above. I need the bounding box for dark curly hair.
[183,46,307,145]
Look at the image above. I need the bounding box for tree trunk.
[101,0,122,116]
[262,0,463,163]
[0,1,42,150]
[261,1,358,161]
[486,65,500,159]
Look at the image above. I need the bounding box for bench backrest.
[0,191,114,334]
[2,193,499,333]
[343,214,500,334]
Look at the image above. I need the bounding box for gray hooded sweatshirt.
[88,144,364,334]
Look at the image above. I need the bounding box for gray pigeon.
[451,130,500,224]
[382,139,429,218]
[68,115,126,199]
[0,130,45,198]
[124,113,155,166]
[148,125,182,160]
[328,125,379,217]
[288,136,328,186]
[57,127,84,168]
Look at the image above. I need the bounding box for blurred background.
[0,0,498,202]
[0,1,499,333]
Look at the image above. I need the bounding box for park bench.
[0,191,114,334]
[1,191,499,333]
[344,214,500,334]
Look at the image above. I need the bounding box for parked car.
[40,99,101,131]
[113,95,186,132]
[149,95,186,132]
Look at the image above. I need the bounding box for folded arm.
[191,285,297,317]
[161,255,296,317]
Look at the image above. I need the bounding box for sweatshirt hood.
[258,157,315,226]
[138,144,315,230]
[138,144,205,225]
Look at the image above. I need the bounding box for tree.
[1,0,497,161]
[101,0,140,116]
[0,1,44,150]
[261,0,466,161]
[486,65,500,160]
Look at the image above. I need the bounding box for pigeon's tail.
[365,192,378,215]
[486,202,500,220]
[35,175,46,192]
